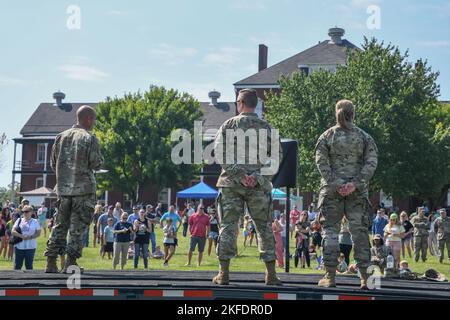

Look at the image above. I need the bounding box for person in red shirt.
[290,205,301,238]
[185,205,210,267]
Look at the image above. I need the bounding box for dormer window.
[298,65,309,76]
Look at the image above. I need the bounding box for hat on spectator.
[390,213,398,220]
[21,199,29,204]
[108,205,114,210]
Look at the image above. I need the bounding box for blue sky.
[1,0,449,188]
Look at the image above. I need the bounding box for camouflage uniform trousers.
[44,194,95,259]
[414,236,428,262]
[437,235,450,260]
[216,187,276,262]
[318,193,371,269]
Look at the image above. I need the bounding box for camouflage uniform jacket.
[435,216,450,240]
[410,215,430,237]
[315,124,378,198]
[51,125,104,196]
[214,112,282,192]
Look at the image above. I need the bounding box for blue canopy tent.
[176,182,218,199]
[272,188,298,201]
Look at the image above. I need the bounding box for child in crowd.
[337,253,348,274]
[103,218,114,259]
[399,260,412,273]
[294,224,304,268]
[163,217,176,267]
[153,246,164,259]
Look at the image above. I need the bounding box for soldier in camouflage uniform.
[212,89,283,286]
[410,207,429,263]
[315,100,378,289]
[435,208,450,263]
[44,105,103,273]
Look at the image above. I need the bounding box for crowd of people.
[1,198,449,276]
[0,199,220,271]
[270,203,450,277]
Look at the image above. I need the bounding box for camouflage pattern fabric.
[214,112,282,193]
[45,124,103,259]
[436,217,450,260]
[410,215,430,237]
[413,235,428,262]
[44,194,95,259]
[213,112,281,263]
[216,187,276,262]
[51,125,103,196]
[315,124,378,269]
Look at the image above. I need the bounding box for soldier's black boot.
[45,256,59,273]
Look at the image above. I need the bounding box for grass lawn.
[1,225,450,279]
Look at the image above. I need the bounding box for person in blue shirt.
[160,205,182,251]
[102,218,115,259]
[113,212,133,270]
[97,206,118,257]
[160,205,182,232]
[127,206,140,224]
[372,208,389,237]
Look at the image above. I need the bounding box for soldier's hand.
[241,176,257,188]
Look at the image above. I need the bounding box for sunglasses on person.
[234,99,243,107]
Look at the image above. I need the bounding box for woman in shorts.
[163,217,176,267]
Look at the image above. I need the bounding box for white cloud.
[147,43,198,66]
[202,47,242,69]
[60,64,109,81]
[416,40,450,48]
[0,76,26,86]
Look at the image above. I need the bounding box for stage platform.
[0,270,449,300]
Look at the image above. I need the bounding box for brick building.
[12,91,235,209]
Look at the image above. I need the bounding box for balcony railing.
[13,160,53,174]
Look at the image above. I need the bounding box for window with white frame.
[36,177,44,189]
[36,143,46,163]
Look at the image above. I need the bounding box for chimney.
[328,27,345,45]
[258,44,268,72]
[208,90,221,106]
[53,91,66,108]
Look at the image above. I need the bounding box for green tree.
[0,183,20,205]
[266,38,450,206]
[94,86,203,203]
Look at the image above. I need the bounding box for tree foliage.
[0,183,20,205]
[94,86,203,203]
[265,38,450,206]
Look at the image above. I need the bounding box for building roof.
[20,103,98,136]
[234,39,358,87]
[20,101,235,138]
[200,102,236,137]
